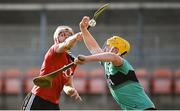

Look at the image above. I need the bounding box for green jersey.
[101,59,155,110]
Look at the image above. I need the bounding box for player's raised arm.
[56,32,82,53]
[53,26,83,53]
[80,16,103,54]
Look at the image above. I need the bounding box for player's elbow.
[110,53,119,60]
[111,53,123,66]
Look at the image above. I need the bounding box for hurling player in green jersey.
[74,16,156,110]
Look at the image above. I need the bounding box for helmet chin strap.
[120,51,127,56]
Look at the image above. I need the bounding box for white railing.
[0,2,180,11]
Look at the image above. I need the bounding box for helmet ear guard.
[106,36,130,56]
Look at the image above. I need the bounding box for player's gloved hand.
[80,16,90,30]
[74,55,86,65]
[66,87,82,101]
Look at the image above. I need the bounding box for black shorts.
[21,93,60,110]
[145,107,157,110]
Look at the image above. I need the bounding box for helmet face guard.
[102,42,109,52]
[106,36,130,56]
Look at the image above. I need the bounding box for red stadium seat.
[136,68,150,93]
[0,71,3,94]
[89,67,107,94]
[174,69,180,94]
[73,67,88,94]
[24,68,40,93]
[152,68,173,95]
[4,69,22,94]
[0,71,6,108]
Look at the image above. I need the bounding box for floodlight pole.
[136,8,144,67]
[39,10,47,66]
